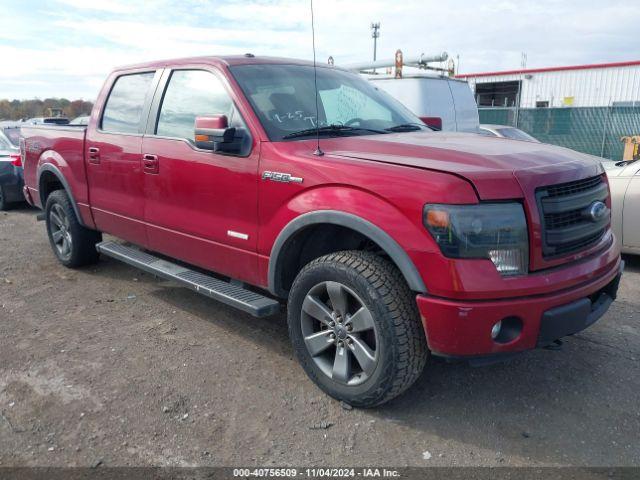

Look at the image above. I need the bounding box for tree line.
[0,98,94,121]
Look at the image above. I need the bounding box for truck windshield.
[230,64,426,141]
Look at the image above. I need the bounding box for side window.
[101,72,155,134]
[156,70,235,141]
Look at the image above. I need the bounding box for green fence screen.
[478,107,640,161]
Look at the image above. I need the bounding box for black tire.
[45,189,101,268]
[287,250,428,407]
[0,186,12,211]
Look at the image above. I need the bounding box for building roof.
[456,60,640,79]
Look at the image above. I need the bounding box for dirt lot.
[0,206,638,468]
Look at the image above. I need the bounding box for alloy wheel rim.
[50,204,72,259]
[300,281,378,386]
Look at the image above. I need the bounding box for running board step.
[96,241,280,318]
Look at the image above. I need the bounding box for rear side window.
[156,70,234,141]
[102,72,155,134]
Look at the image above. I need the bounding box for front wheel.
[45,190,101,268]
[287,251,428,407]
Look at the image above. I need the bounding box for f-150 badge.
[262,171,303,184]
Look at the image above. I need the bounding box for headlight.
[423,203,529,276]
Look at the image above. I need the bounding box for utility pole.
[515,52,527,127]
[371,22,380,61]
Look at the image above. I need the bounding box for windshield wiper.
[282,124,388,140]
[385,123,435,132]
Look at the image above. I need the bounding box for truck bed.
[21,124,90,213]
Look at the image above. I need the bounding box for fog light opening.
[491,316,523,344]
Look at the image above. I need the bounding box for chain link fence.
[478,106,640,160]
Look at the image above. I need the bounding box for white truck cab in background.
[368,74,480,132]
[341,52,480,133]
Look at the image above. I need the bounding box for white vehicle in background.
[604,159,640,255]
[342,53,480,133]
[479,124,540,142]
[368,75,479,132]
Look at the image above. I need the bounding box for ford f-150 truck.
[21,55,623,407]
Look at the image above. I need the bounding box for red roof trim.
[456,60,640,78]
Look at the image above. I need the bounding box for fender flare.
[268,210,427,297]
[37,164,86,227]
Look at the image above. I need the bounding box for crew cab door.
[140,67,260,284]
[86,69,161,246]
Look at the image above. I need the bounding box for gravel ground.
[0,206,638,467]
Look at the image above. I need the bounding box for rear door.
[86,69,161,246]
[140,67,261,284]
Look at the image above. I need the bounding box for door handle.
[143,154,159,174]
[88,146,100,164]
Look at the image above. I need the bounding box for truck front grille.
[536,175,609,258]
[544,175,603,198]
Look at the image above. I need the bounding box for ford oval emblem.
[588,201,607,222]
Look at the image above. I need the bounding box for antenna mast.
[310,0,323,156]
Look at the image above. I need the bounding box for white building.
[457,60,640,108]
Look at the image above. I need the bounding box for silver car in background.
[479,124,540,142]
[606,160,640,254]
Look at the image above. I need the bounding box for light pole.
[371,22,380,61]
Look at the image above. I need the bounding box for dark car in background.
[0,130,24,210]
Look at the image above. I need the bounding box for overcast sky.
[1,0,638,100]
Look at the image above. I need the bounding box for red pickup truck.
[21,55,622,407]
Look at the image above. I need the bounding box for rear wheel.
[45,190,101,267]
[287,250,428,407]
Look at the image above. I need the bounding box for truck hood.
[330,131,605,200]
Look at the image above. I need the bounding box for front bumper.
[416,258,623,358]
